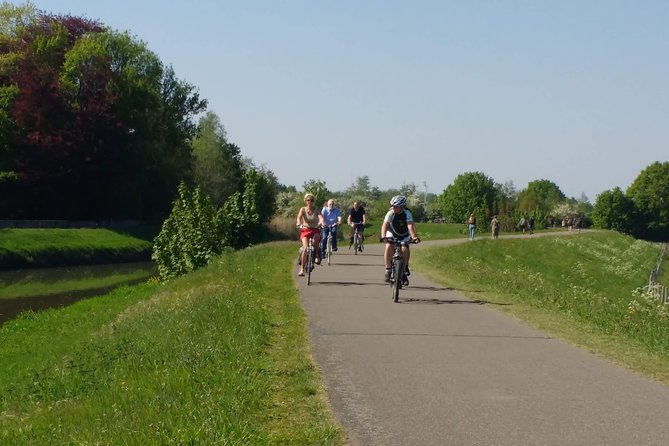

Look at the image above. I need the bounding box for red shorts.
[300,227,320,240]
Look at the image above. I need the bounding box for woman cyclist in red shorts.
[296,193,325,276]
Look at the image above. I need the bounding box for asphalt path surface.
[296,233,669,445]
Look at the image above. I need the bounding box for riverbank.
[0,226,157,270]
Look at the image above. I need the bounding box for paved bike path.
[296,235,669,445]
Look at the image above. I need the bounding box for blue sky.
[29,1,669,201]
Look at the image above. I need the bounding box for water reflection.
[0,262,156,325]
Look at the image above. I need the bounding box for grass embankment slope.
[413,230,669,384]
[0,243,344,445]
[0,227,155,269]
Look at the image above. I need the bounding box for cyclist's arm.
[408,221,418,239]
[380,220,389,238]
[296,207,304,227]
[362,212,366,225]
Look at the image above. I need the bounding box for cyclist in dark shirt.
[347,201,366,250]
[381,195,419,282]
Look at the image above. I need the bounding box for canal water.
[0,262,156,325]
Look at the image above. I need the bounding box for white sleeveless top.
[301,207,319,228]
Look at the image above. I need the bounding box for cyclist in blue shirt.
[381,195,419,282]
[321,198,342,256]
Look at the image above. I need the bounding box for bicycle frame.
[352,223,364,254]
[383,237,416,302]
[297,224,319,285]
[306,236,315,285]
[322,224,336,266]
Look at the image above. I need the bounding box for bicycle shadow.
[399,297,511,306]
[316,281,380,287]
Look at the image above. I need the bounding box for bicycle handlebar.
[380,236,420,244]
[297,224,325,230]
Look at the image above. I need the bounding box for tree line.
[274,161,669,245]
[2,4,666,281]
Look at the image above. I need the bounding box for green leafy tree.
[626,161,669,241]
[517,179,565,216]
[0,9,205,219]
[192,111,243,206]
[152,182,222,280]
[221,167,277,249]
[346,175,372,195]
[439,172,496,223]
[591,187,636,234]
[302,179,329,208]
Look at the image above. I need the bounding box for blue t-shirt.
[321,207,341,226]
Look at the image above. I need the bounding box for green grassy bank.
[413,231,669,384]
[0,227,155,270]
[0,243,344,445]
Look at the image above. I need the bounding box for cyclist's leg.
[332,226,338,250]
[298,236,308,275]
[384,241,393,281]
[320,227,329,256]
[401,244,410,268]
[313,232,322,263]
[358,225,365,250]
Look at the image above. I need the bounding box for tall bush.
[152,183,222,280]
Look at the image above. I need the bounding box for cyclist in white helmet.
[381,195,420,282]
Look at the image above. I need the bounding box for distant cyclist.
[347,200,366,250]
[296,193,325,276]
[320,198,342,255]
[381,195,420,282]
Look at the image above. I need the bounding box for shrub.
[152,183,223,280]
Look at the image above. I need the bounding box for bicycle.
[381,237,419,303]
[351,223,364,255]
[322,224,337,266]
[297,225,320,285]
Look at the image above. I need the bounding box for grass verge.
[0,242,344,445]
[0,228,153,269]
[413,231,669,384]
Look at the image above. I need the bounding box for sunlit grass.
[0,243,343,445]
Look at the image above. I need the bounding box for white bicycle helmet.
[390,195,406,207]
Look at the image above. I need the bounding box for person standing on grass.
[468,212,477,240]
[491,215,500,239]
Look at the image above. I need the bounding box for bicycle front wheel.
[307,248,313,285]
[327,235,332,265]
[392,258,403,302]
